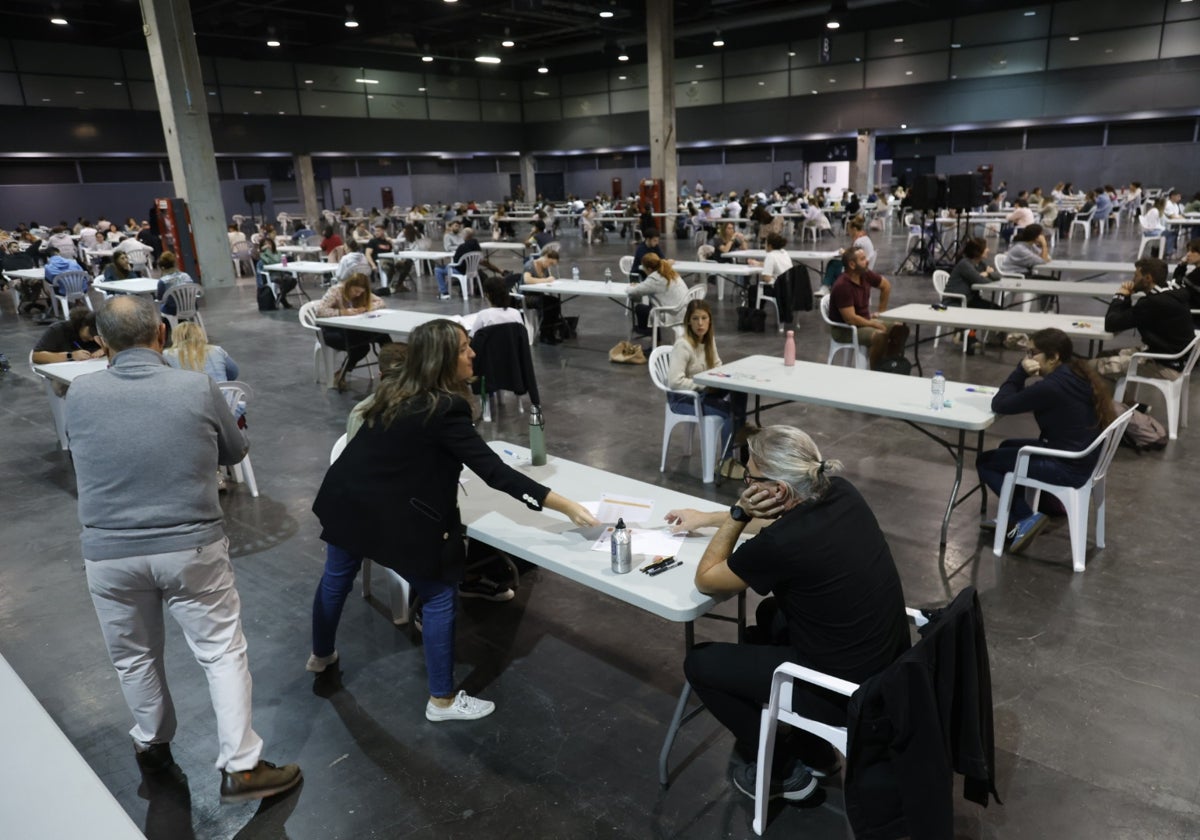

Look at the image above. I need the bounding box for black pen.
[640,555,674,573]
[647,560,682,577]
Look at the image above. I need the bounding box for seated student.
[314,272,390,391]
[677,425,910,801]
[256,237,285,291]
[163,322,239,386]
[947,237,1002,310]
[1171,238,1200,325]
[524,220,555,252]
[469,275,525,337]
[45,251,87,294]
[320,226,344,257]
[1093,257,1195,387]
[711,222,749,263]
[667,299,749,472]
[978,329,1116,553]
[101,251,138,283]
[32,307,102,365]
[630,227,665,282]
[844,216,875,268]
[154,251,194,317]
[627,253,689,339]
[1004,224,1051,275]
[828,245,908,369]
[522,248,567,343]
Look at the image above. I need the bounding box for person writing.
[309,319,599,721]
[667,299,749,473]
[32,308,102,365]
[978,329,1116,553]
[313,272,389,391]
[679,426,910,802]
[627,253,688,340]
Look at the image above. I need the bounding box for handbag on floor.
[608,340,646,365]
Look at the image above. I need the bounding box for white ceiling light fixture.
[422,54,434,62]
[826,0,845,29]
[502,28,514,48]
[712,31,725,47]
[266,27,280,47]
[537,62,549,74]
[1069,35,1080,41]
[599,10,614,18]
[344,5,358,28]
[475,55,501,64]
[894,37,904,43]
[900,123,908,129]
[1024,10,1037,15]
[51,16,68,25]
[267,39,280,47]
[950,42,961,48]
[354,78,379,84]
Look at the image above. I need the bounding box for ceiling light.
[826,0,845,30]
[826,18,840,30]
[51,17,68,25]
[253,90,262,94]
[712,32,724,47]
[344,5,358,27]
[75,90,84,95]
[537,64,549,74]
[278,110,285,115]
[829,78,836,83]
[811,89,818,94]
[444,0,458,3]
[422,55,434,62]
[354,78,378,84]
[618,49,629,61]
[950,43,961,49]
[502,39,515,47]
[900,123,908,129]
[475,55,501,64]
[757,81,765,86]
[266,39,280,47]
[304,79,313,83]
[1069,35,1080,41]
[113,81,122,86]
[1024,10,1036,15]
[788,51,796,57]
[599,10,614,18]
[894,37,904,43]
[618,75,627,80]
[695,63,704,68]
[905,70,913,75]
[418,87,426,92]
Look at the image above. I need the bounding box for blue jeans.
[434,266,450,295]
[668,390,748,453]
[312,543,458,697]
[977,438,1095,521]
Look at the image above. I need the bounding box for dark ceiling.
[2,0,1048,78]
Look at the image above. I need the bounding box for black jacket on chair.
[764,264,813,323]
[845,586,1000,840]
[471,322,541,405]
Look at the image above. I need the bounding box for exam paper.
[596,493,655,524]
[591,527,685,557]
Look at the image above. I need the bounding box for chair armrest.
[1125,346,1192,363]
[941,292,968,306]
[1012,438,1103,479]
[771,661,858,698]
[905,607,929,628]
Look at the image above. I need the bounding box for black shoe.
[219,760,302,804]
[731,761,818,802]
[135,742,176,775]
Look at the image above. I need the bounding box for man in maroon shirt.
[829,246,908,368]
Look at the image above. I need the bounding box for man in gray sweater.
[65,295,301,803]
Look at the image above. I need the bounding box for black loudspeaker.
[947,173,985,210]
[908,174,946,211]
[244,184,266,204]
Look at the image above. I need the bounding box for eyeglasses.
[1025,348,1044,358]
[743,472,771,485]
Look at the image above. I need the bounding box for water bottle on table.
[610,518,632,574]
[783,330,796,366]
[572,265,580,281]
[930,370,946,411]
[529,405,546,466]
[604,267,612,286]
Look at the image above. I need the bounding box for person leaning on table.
[668,425,910,803]
[309,319,599,721]
[314,272,390,392]
[627,252,688,338]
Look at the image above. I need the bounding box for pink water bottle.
[281,252,289,267]
[783,330,796,366]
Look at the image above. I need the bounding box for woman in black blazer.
[310,319,597,721]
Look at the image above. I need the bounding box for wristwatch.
[729,504,752,523]
[66,351,73,361]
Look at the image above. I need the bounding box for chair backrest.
[330,433,348,465]
[218,380,253,411]
[819,293,837,326]
[54,270,90,296]
[298,300,322,331]
[931,269,950,297]
[232,241,251,258]
[125,248,150,266]
[619,255,634,276]
[647,345,673,394]
[993,253,1017,276]
[455,251,483,274]
[685,283,706,303]
[165,282,202,315]
[697,245,715,261]
[1177,333,1200,377]
[1090,408,1137,486]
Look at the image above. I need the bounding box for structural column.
[294,154,321,227]
[646,0,678,221]
[519,154,536,201]
[851,129,876,197]
[140,0,233,287]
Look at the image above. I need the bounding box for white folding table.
[314,309,455,342]
[276,244,322,258]
[460,441,742,787]
[262,260,336,300]
[93,277,158,296]
[669,260,762,302]
[725,249,840,274]
[377,249,453,287]
[878,302,1114,373]
[32,358,109,449]
[986,278,1123,311]
[694,356,997,545]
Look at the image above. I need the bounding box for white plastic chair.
[931,269,968,355]
[648,346,724,484]
[751,608,929,836]
[125,247,152,277]
[1137,216,1166,259]
[162,283,204,331]
[49,270,92,319]
[217,381,258,497]
[649,283,705,350]
[992,408,1136,572]
[1068,208,1095,241]
[298,301,340,386]
[1113,334,1200,440]
[30,350,70,450]
[450,251,483,299]
[231,242,253,277]
[619,254,634,279]
[819,294,867,369]
[330,434,412,625]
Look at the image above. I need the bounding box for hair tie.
[817,460,827,475]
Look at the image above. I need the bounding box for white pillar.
[646,0,678,222]
[852,129,876,197]
[520,154,536,201]
[295,153,321,228]
[140,0,233,287]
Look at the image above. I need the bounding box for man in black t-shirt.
[676,425,910,803]
[363,224,393,284]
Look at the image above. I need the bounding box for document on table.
[595,493,656,525]
[590,527,685,557]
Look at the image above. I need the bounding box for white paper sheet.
[590,526,685,557]
[596,493,655,525]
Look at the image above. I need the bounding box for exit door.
[611,178,622,199]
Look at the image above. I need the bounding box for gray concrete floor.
[1,217,1198,839]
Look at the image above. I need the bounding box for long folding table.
[695,357,996,546]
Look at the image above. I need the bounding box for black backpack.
[256,285,277,312]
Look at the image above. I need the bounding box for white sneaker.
[438,294,451,301]
[425,690,495,722]
[306,651,338,673]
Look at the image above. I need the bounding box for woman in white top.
[761,232,793,283]
[667,299,748,458]
[845,217,875,268]
[628,253,689,338]
[1141,197,1166,236]
[468,275,525,337]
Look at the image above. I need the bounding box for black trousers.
[321,328,391,373]
[684,601,846,772]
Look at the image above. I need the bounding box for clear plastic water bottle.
[604,267,612,285]
[610,518,632,574]
[572,265,580,280]
[529,405,546,466]
[930,370,946,411]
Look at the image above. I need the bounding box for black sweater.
[1103,286,1194,367]
[992,364,1102,470]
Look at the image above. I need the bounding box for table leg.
[912,324,924,377]
[940,429,966,546]
[977,430,988,516]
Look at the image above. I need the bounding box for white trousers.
[85,537,263,771]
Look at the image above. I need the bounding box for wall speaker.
[947,173,985,209]
[243,184,266,204]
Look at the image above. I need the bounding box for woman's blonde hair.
[340,273,373,305]
[641,253,679,284]
[168,322,210,372]
[361,319,472,428]
[747,425,843,504]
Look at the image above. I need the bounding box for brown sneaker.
[219,760,302,804]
